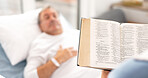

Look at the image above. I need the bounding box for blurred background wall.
[0,0,148,29]
[80,0,121,18]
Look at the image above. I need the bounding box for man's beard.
[49,20,61,28]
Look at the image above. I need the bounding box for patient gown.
[24,29,101,78]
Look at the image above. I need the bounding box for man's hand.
[54,45,77,64]
[37,46,77,78]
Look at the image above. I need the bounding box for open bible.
[77,18,148,70]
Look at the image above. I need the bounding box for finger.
[71,51,77,56]
[64,48,68,52]
[68,47,73,50]
[71,50,77,52]
[101,70,110,78]
[59,45,63,49]
[57,45,63,52]
[66,49,73,56]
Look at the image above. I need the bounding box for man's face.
[39,8,63,35]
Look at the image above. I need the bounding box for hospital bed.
[0,8,126,78]
[0,9,76,78]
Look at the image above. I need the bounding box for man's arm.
[37,59,58,78]
[37,46,77,78]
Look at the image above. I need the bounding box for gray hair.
[37,6,59,25]
[38,6,51,25]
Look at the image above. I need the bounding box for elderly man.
[24,6,100,78]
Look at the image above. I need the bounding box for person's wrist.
[54,56,63,64]
[51,58,60,67]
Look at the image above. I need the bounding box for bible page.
[120,23,148,61]
[90,19,120,69]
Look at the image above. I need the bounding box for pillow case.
[0,43,26,78]
[0,9,73,65]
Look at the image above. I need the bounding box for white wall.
[0,0,21,15]
[80,0,121,18]
[22,0,36,12]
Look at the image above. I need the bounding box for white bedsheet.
[24,29,101,78]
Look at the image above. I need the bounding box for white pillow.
[0,75,5,78]
[0,9,73,65]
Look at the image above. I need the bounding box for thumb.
[59,45,63,49]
